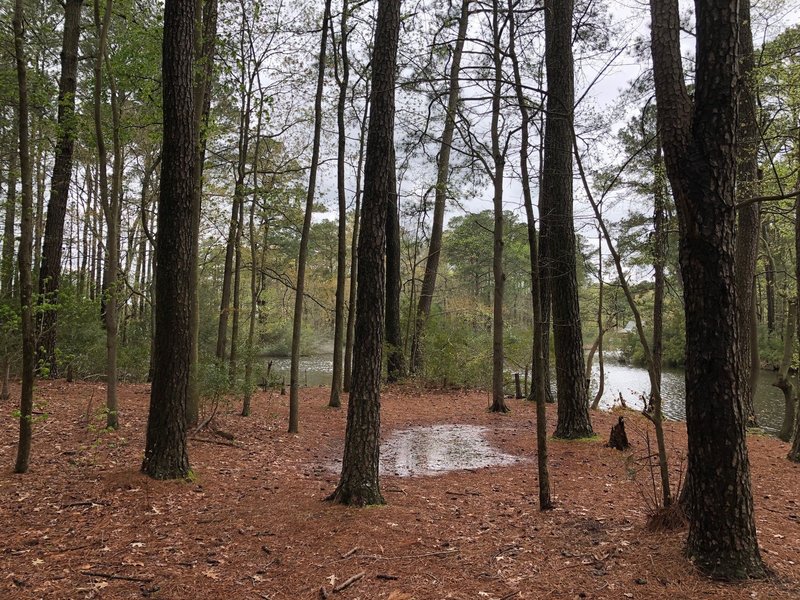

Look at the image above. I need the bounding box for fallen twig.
[499,592,520,600]
[341,546,360,559]
[59,500,109,510]
[81,571,153,583]
[375,573,399,580]
[358,549,457,561]
[445,490,481,497]
[333,571,365,593]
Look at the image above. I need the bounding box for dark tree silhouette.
[328,0,400,507]
[142,0,196,480]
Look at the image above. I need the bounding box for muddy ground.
[1,380,799,599]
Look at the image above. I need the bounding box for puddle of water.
[379,424,520,477]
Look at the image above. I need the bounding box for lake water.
[266,354,788,434]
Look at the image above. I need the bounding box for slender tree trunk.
[2,118,19,298]
[650,0,764,578]
[776,301,795,442]
[762,221,776,335]
[288,0,332,433]
[590,228,604,410]
[652,142,667,393]
[37,0,84,377]
[576,145,671,509]
[410,0,470,374]
[229,194,244,381]
[385,148,404,382]
[735,0,760,428]
[343,90,369,393]
[329,0,350,408]
[543,0,591,437]
[509,2,551,508]
[488,0,508,413]
[329,0,400,507]
[187,0,218,426]
[142,0,195,480]
[13,0,36,474]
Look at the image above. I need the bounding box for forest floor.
[1,381,800,600]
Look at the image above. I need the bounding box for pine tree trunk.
[735,0,761,428]
[385,147,404,382]
[509,2,551,507]
[410,0,470,375]
[142,0,195,480]
[329,0,400,507]
[776,301,795,442]
[329,0,350,408]
[288,0,332,433]
[2,117,18,298]
[37,0,83,377]
[489,0,508,414]
[543,0,591,437]
[343,91,369,394]
[650,0,764,578]
[13,0,36,474]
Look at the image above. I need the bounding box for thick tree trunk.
[652,142,667,394]
[489,0,508,413]
[650,0,764,578]
[329,0,400,507]
[142,0,195,480]
[542,0,591,437]
[329,0,350,408]
[410,0,470,374]
[509,2,551,508]
[288,0,332,433]
[37,0,84,377]
[12,0,36,474]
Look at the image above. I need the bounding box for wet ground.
[379,424,520,476]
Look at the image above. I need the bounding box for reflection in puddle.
[379,424,519,477]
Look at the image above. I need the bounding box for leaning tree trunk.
[12,0,36,474]
[288,0,332,433]
[329,0,400,507]
[37,0,84,378]
[542,0,592,437]
[142,0,195,480]
[650,0,764,578]
[509,1,551,508]
[409,0,470,375]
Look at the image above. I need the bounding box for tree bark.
[410,0,470,375]
[650,0,764,578]
[142,0,195,480]
[509,1,551,508]
[385,145,404,382]
[2,119,17,298]
[489,0,508,413]
[329,0,400,507]
[12,0,36,474]
[329,0,350,408]
[187,0,219,427]
[288,0,332,433]
[37,0,84,378]
[775,301,795,442]
[542,0,591,437]
[735,0,761,428]
[343,89,369,393]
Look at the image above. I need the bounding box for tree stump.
[607,416,630,450]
